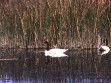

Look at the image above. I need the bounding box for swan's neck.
[46,42,50,50]
[104,39,108,46]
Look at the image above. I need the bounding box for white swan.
[98,36,110,55]
[45,48,68,57]
[44,41,68,57]
[99,45,110,55]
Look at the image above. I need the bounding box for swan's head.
[44,41,50,50]
[44,41,49,45]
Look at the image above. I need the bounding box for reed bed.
[0,0,111,49]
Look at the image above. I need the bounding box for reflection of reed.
[0,58,18,61]
[0,49,111,82]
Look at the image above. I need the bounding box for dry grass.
[0,0,111,48]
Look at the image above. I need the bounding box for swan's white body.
[45,48,68,57]
[99,45,110,55]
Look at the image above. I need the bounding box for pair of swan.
[44,41,68,57]
[44,40,110,57]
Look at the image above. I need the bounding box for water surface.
[0,48,111,83]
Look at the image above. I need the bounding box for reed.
[0,0,111,48]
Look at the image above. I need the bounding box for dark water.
[0,49,111,83]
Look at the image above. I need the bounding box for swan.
[97,36,110,55]
[99,45,110,55]
[44,41,68,57]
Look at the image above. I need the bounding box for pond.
[0,48,111,83]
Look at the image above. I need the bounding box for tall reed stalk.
[0,0,111,48]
